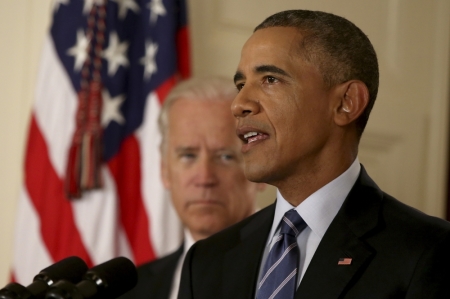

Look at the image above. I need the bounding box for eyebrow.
[234,71,244,84]
[255,65,290,77]
[233,64,291,83]
[175,146,198,153]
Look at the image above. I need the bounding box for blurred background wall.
[0,0,449,285]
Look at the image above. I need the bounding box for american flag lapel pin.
[338,257,352,265]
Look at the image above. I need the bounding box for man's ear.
[334,80,369,127]
[161,159,171,189]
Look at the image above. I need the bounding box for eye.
[220,154,234,161]
[263,76,279,84]
[216,152,237,164]
[179,152,196,162]
[235,82,245,92]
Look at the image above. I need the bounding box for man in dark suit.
[178,10,450,299]
[119,77,264,299]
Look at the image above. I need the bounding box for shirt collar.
[183,229,196,254]
[270,158,361,240]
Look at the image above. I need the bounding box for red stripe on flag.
[156,76,177,105]
[108,135,156,265]
[25,115,94,267]
[10,272,16,283]
[177,26,191,79]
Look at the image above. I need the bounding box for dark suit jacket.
[120,245,184,299]
[178,166,450,299]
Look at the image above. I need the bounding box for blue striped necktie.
[257,209,307,299]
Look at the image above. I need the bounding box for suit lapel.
[296,166,383,299]
[221,204,276,299]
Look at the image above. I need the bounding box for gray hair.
[158,77,237,153]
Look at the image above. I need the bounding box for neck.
[275,147,357,207]
[190,230,209,242]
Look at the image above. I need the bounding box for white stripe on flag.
[71,167,120,265]
[13,187,52,284]
[117,225,133,261]
[34,36,77,178]
[137,91,183,257]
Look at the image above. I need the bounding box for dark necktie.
[257,209,307,299]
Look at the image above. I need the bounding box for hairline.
[158,77,237,155]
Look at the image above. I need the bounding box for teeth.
[244,132,258,139]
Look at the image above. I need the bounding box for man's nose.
[194,157,218,187]
[231,85,260,118]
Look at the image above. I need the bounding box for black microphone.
[0,256,88,299]
[45,257,137,299]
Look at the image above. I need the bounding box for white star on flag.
[83,0,105,14]
[140,40,158,80]
[102,89,126,126]
[53,0,69,12]
[66,29,90,71]
[103,32,129,76]
[148,0,166,24]
[112,0,140,20]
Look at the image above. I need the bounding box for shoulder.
[381,193,450,243]
[193,203,275,252]
[118,246,183,299]
[352,165,450,241]
[137,245,184,276]
[356,168,450,250]
[340,165,450,259]
[185,203,275,270]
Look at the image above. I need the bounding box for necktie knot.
[280,209,306,237]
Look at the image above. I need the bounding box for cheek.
[267,98,300,134]
[166,172,193,211]
[167,164,193,187]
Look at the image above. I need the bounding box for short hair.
[158,77,237,153]
[255,10,379,136]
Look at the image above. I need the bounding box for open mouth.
[236,126,270,152]
[243,132,269,144]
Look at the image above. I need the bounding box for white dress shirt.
[257,158,361,291]
[169,229,195,299]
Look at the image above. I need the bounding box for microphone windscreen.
[84,257,137,299]
[35,256,89,284]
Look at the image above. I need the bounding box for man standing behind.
[120,77,264,299]
[178,10,450,299]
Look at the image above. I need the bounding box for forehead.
[239,27,304,67]
[167,98,237,146]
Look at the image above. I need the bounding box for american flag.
[338,258,352,265]
[12,0,190,283]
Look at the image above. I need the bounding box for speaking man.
[178,10,450,299]
[119,77,264,299]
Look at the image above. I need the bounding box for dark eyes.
[264,76,278,84]
[236,76,279,92]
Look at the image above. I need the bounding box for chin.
[244,164,274,184]
[197,217,230,234]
